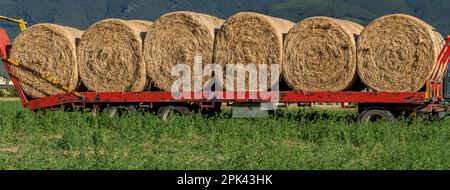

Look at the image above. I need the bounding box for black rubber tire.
[157,106,191,121]
[203,102,223,117]
[105,106,135,118]
[359,109,396,123]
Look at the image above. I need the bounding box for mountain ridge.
[1,0,449,38]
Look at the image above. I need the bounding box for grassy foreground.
[0,101,450,170]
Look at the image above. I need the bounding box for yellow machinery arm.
[0,16,27,31]
[2,57,82,97]
[0,15,81,97]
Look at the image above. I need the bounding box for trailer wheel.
[202,102,223,117]
[359,109,396,123]
[106,106,135,118]
[157,106,191,121]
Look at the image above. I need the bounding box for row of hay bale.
[284,14,443,93]
[10,11,444,98]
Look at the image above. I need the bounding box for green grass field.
[1,100,450,170]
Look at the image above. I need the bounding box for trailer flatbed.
[20,91,425,111]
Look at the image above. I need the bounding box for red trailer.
[1,18,450,122]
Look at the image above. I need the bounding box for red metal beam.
[280,91,424,103]
[434,35,450,80]
[0,29,29,107]
[26,91,425,111]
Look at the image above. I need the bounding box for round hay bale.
[143,11,224,91]
[283,17,363,91]
[10,24,83,98]
[357,14,444,92]
[214,12,294,91]
[77,19,149,92]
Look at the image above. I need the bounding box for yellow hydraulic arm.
[2,57,82,97]
[0,16,81,97]
[0,16,27,32]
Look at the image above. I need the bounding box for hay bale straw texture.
[10,24,83,98]
[283,17,363,91]
[214,12,294,91]
[357,14,444,92]
[143,11,224,91]
[77,19,151,92]
[129,20,153,28]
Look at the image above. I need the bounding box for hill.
[1,0,449,38]
[0,0,280,39]
[267,0,450,34]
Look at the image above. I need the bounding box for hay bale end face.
[10,24,83,98]
[214,12,294,91]
[283,17,363,91]
[143,11,224,91]
[357,14,444,92]
[77,19,150,92]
